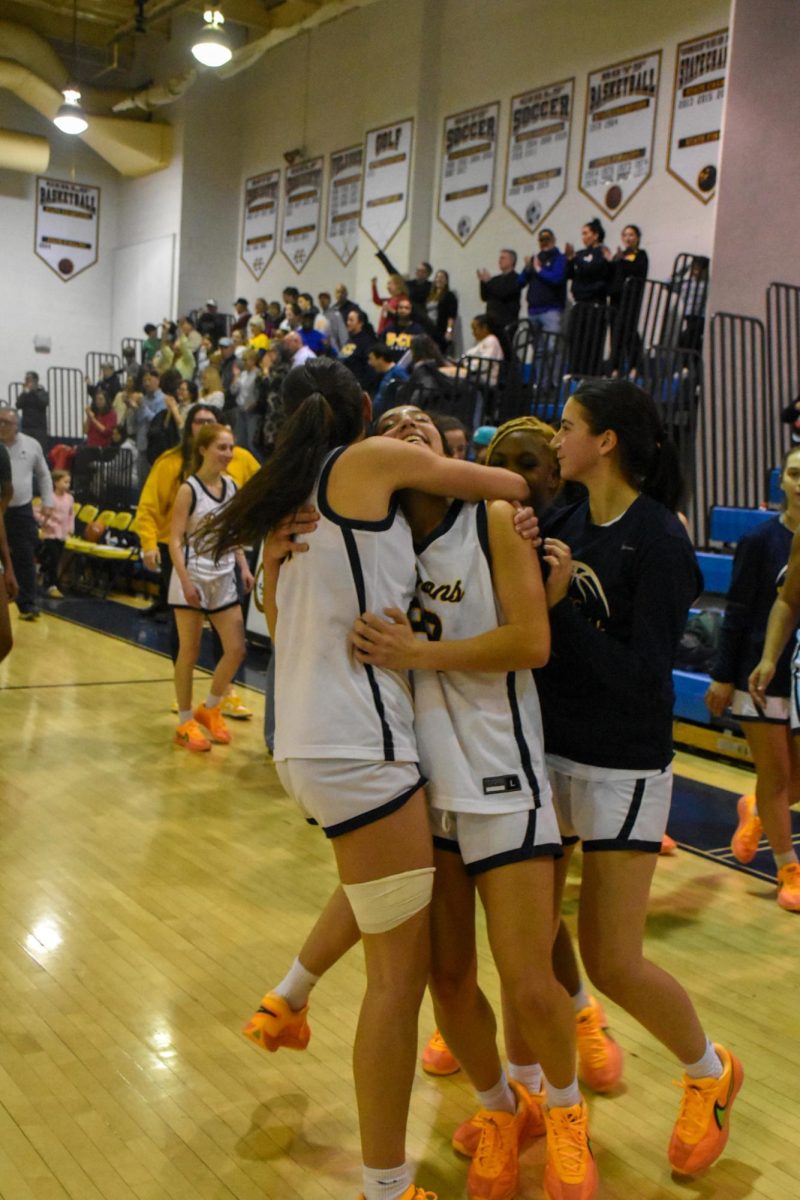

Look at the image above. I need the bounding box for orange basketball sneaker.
[242,992,310,1052]
[174,718,211,752]
[452,1079,545,1158]
[543,1100,597,1200]
[194,702,231,744]
[731,794,762,864]
[668,1043,743,1175]
[356,1189,436,1200]
[575,996,623,1092]
[422,1028,460,1075]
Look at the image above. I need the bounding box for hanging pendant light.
[54,88,88,135]
[53,0,88,135]
[191,9,232,68]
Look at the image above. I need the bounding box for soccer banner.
[327,145,363,265]
[438,101,500,243]
[35,177,99,280]
[579,51,661,218]
[667,30,728,204]
[504,79,574,233]
[240,170,279,280]
[360,119,414,249]
[281,157,323,272]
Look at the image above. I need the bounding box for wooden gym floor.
[0,609,798,1200]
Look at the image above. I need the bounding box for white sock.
[476,1070,516,1115]
[544,1075,582,1109]
[508,1061,543,1095]
[775,850,799,869]
[571,982,590,1013]
[273,957,320,1011]
[682,1039,723,1079]
[361,1162,411,1200]
[178,709,193,724]
[205,692,222,709]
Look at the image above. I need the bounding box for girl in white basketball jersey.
[208,361,529,1200]
[168,423,253,752]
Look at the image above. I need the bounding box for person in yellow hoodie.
[137,402,261,718]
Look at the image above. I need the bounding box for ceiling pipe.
[0,128,50,172]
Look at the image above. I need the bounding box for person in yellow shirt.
[137,402,261,718]
[248,317,270,353]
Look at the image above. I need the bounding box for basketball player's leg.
[206,604,246,699]
[173,608,204,712]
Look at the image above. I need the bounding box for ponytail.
[207,359,365,554]
[573,378,683,511]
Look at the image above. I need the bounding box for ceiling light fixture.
[53,0,88,135]
[191,9,232,68]
[54,88,88,134]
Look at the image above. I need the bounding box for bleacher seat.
[709,506,773,544]
[696,551,733,595]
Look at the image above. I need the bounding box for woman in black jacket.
[565,219,611,372]
[426,269,459,352]
[608,224,649,375]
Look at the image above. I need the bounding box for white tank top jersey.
[183,474,237,581]
[412,499,550,814]
[274,446,418,762]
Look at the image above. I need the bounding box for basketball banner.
[667,29,728,204]
[240,170,279,281]
[579,51,661,219]
[504,79,573,233]
[438,101,500,244]
[327,145,363,265]
[35,177,99,281]
[360,119,414,250]
[281,157,323,272]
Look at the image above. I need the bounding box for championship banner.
[504,79,574,233]
[438,101,500,244]
[667,29,728,204]
[35,177,99,280]
[241,170,279,281]
[281,157,324,272]
[360,119,414,249]
[579,51,661,218]
[327,145,363,265]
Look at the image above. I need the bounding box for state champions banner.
[360,119,414,249]
[327,145,363,265]
[580,51,661,219]
[281,157,324,272]
[241,170,279,281]
[438,101,500,244]
[35,177,99,281]
[504,79,574,233]
[667,29,729,204]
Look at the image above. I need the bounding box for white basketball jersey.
[413,500,550,813]
[274,446,418,762]
[183,474,237,581]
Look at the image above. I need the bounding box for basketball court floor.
[1,600,798,1200]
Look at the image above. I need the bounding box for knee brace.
[343,866,435,935]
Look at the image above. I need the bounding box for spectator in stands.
[376,251,434,308]
[232,297,251,333]
[172,379,198,431]
[608,224,649,375]
[121,345,144,390]
[199,365,225,411]
[371,272,409,334]
[197,300,226,346]
[282,286,299,308]
[217,339,237,411]
[283,331,316,368]
[368,343,409,419]
[520,228,568,336]
[248,316,270,352]
[37,468,74,599]
[16,371,50,453]
[231,348,263,456]
[146,369,187,463]
[383,296,426,356]
[259,342,293,459]
[332,283,358,326]
[471,424,497,464]
[132,369,166,485]
[267,300,282,328]
[477,249,522,346]
[142,323,160,365]
[87,362,122,407]
[426,269,458,352]
[231,328,248,361]
[677,256,709,354]
[464,312,504,365]
[318,291,347,351]
[398,335,455,408]
[299,309,330,357]
[84,391,117,448]
[434,413,469,459]
[339,309,377,392]
[0,405,53,619]
[565,219,611,304]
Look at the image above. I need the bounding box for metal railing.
[7,381,23,407]
[85,351,121,383]
[767,281,800,408]
[47,367,86,439]
[640,346,704,541]
[121,337,144,363]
